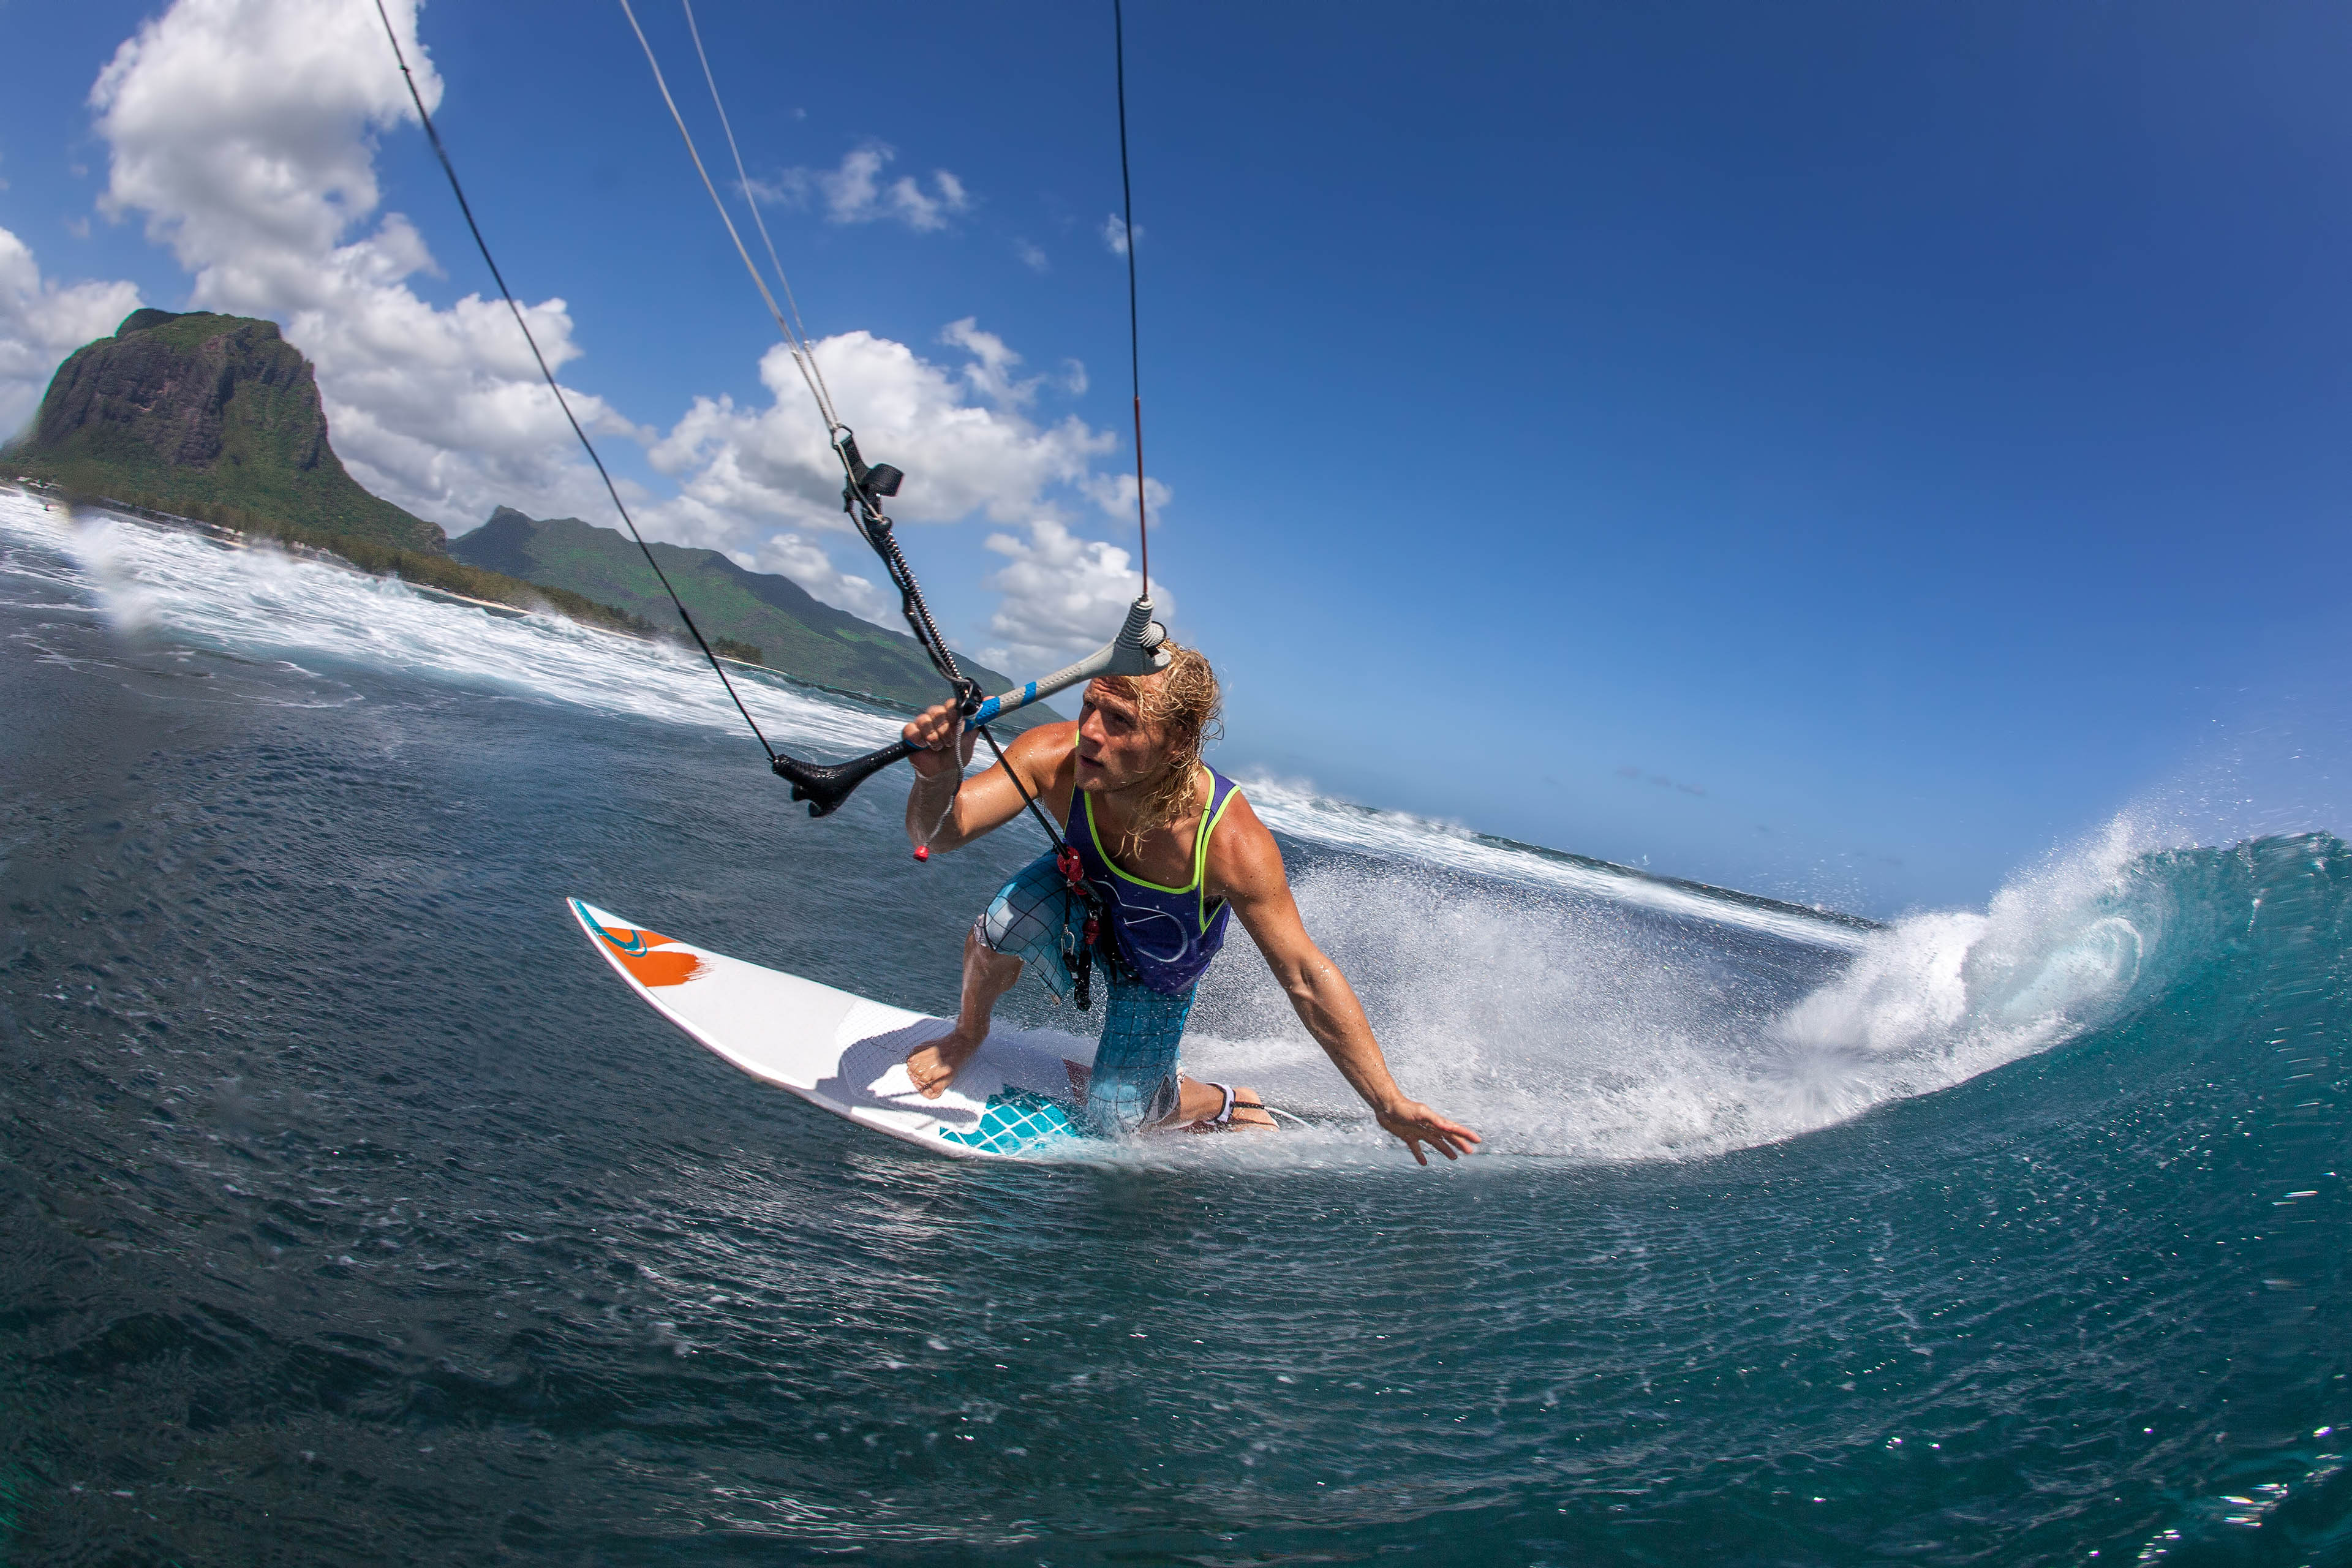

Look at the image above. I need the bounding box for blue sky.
[4,0,2349,914]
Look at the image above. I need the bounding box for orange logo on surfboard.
[576,902,706,988]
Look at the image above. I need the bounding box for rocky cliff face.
[7,309,442,552]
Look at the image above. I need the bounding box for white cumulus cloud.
[1079,469,1172,523]
[751,142,971,232]
[979,516,1172,674]
[87,0,630,532]
[940,316,1041,409]
[646,325,1115,545]
[638,322,1161,630]
[750,530,889,623]
[58,0,1169,648]
[0,227,143,439]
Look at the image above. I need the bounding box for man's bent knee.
[965,923,1022,972]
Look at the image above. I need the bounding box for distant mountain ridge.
[7,307,1040,718]
[450,508,1041,719]
[5,308,442,552]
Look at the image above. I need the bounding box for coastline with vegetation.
[9,477,659,638]
[4,307,1041,723]
[1,476,971,723]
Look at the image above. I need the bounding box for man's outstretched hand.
[1376,1102,1482,1165]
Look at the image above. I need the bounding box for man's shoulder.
[1204,785,1286,896]
[1001,719,1078,815]
[1007,718,1079,758]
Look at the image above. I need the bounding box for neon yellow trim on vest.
[1081,771,1239,932]
[1194,786,1237,929]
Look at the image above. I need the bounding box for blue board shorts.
[979,850,1197,1138]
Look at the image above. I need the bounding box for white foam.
[0,489,901,760]
[1182,816,2166,1162]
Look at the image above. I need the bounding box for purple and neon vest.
[1066,767,1241,994]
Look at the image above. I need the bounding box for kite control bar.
[771,597,1170,817]
[768,439,1171,818]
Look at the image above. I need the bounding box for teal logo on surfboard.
[575,898,649,954]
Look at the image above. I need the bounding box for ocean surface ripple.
[1,491,2345,1566]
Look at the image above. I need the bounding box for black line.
[371,0,778,760]
[974,723,1064,848]
[1114,0,1150,597]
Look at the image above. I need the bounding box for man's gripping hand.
[1376,1101,1483,1166]
[903,699,978,778]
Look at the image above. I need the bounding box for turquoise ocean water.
[0,489,2343,1565]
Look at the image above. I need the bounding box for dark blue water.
[1,496,2345,1566]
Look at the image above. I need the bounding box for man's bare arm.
[1212,795,1481,1164]
[902,706,1076,855]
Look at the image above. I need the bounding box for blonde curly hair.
[1095,641,1223,845]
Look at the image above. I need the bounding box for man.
[899,644,1480,1164]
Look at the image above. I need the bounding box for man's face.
[1074,679,1169,795]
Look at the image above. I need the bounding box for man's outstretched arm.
[1213,795,1481,1164]
[902,706,1077,854]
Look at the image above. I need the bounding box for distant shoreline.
[0,480,955,724]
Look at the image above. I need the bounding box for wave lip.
[1767,818,2160,1110]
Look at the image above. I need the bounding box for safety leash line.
[968,722,1112,1011]
[370,0,779,761]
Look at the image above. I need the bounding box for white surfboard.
[568,896,1096,1159]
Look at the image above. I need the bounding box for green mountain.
[450,508,1041,717]
[4,308,442,552]
[7,308,1042,719]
